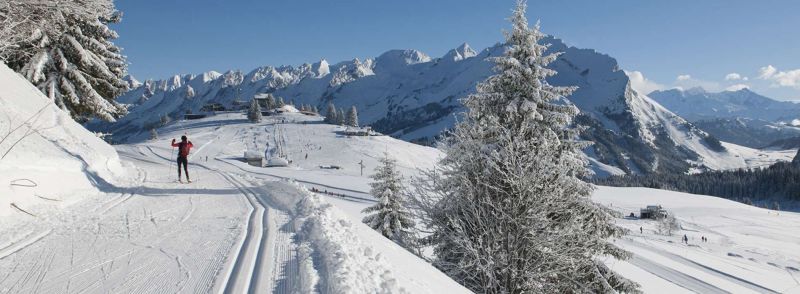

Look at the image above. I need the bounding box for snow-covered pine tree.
[312,105,319,114]
[413,1,637,293]
[345,106,359,127]
[276,97,285,108]
[1,1,104,62]
[336,107,346,125]
[362,153,416,248]
[657,214,680,236]
[264,93,276,110]
[149,128,158,140]
[248,98,262,123]
[4,0,129,122]
[325,102,337,123]
[160,114,171,126]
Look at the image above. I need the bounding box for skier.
[683,234,688,244]
[171,135,194,183]
[640,226,643,234]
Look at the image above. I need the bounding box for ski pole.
[170,145,176,181]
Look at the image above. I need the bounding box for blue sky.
[114,0,800,101]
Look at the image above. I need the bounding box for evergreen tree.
[657,214,680,236]
[4,0,128,122]
[325,102,337,125]
[596,161,800,203]
[160,114,171,126]
[345,105,359,127]
[336,107,346,125]
[276,97,285,108]
[248,98,262,123]
[312,105,319,114]
[413,1,636,292]
[265,94,276,110]
[325,102,337,123]
[149,128,158,140]
[362,154,416,248]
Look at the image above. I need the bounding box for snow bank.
[0,63,128,217]
[288,182,406,293]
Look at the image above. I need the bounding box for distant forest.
[594,153,800,209]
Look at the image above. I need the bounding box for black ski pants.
[177,156,189,179]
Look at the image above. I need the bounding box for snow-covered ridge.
[0,63,128,217]
[98,39,766,175]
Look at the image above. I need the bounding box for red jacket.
[172,140,193,157]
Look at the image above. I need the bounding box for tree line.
[323,102,359,127]
[595,152,800,208]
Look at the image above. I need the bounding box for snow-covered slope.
[595,186,800,293]
[95,38,770,175]
[159,111,800,293]
[0,110,467,293]
[137,111,800,293]
[0,63,128,217]
[4,105,797,292]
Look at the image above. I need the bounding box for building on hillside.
[266,157,289,167]
[253,93,274,109]
[640,205,668,219]
[244,150,264,167]
[299,110,317,116]
[183,114,207,120]
[342,126,373,136]
[200,102,226,112]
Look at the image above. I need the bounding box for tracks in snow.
[214,171,298,294]
[217,171,268,294]
[622,238,781,293]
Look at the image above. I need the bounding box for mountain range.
[91,37,780,177]
[649,88,800,148]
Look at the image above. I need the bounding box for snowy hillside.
[596,187,800,293]
[118,112,800,293]
[0,109,467,293]
[89,37,776,176]
[143,112,800,293]
[0,63,129,218]
[4,102,799,292]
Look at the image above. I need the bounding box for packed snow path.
[0,144,298,293]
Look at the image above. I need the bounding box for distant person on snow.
[171,135,194,183]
